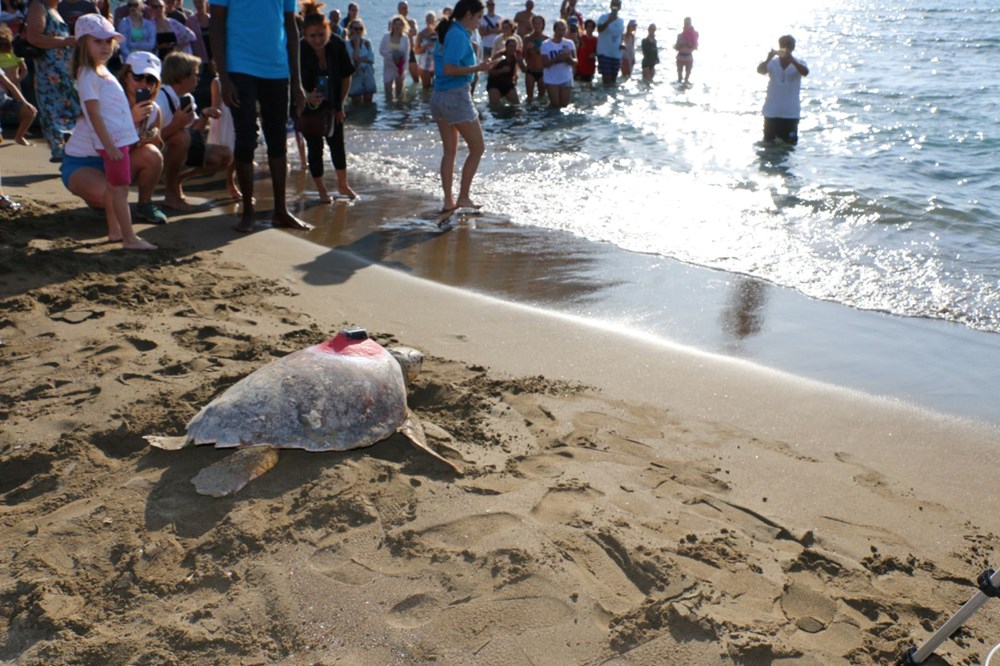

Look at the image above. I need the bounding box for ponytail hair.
[435,0,484,44]
[301,1,329,29]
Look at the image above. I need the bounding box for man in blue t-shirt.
[210,0,310,233]
[596,0,624,85]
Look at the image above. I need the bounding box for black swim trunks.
[763,117,800,145]
[487,77,515,96]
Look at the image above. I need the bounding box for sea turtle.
[145,329,459,497]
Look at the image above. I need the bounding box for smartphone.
[134,88,152,103]
[180,93,194,111]
[315,75,328,93]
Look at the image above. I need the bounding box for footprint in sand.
[0,451,55,497]
[387,592,443,628]
[418,512,522,549]
[48,308,104,324]
[126,337,158,352]
[530,480,604,524]
[308,547,376,585]
[780,580,836,633]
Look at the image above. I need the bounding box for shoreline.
[246,166,1000,426]
[2,142,999,664]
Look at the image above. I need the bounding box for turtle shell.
[185,332,407,452]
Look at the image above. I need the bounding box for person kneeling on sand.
[117,51,169,224]
[156,51,232,211]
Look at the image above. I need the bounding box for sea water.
[185,0,1000,422]
[347,0,999,333]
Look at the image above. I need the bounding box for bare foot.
[454,199,482,210]
[226,184,242,200]
[272,212,314,231]
[15,137,30,146]
[122,238,157,250]
[235,214,255,233]
[108,234,123,242]
[317,189,333,204]
[337,186,358,200]
[163,195,193,211]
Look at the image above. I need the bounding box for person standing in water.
[673,16,697,83]
[757,34,808,145]
[541,18,574,108]
[595,0,623,85]
[640,22,657,80]
[430,0,497,212]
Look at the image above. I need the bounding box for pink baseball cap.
[74,14,124,42]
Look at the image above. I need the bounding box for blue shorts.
[597,55,620,77]
[60,154,104,189]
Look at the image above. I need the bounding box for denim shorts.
[60,154,104,189]
[430,87,477,125]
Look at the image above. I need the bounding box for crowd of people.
[0,0,807,245]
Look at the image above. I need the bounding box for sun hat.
[126,51,161,80]
[74,13,124,42]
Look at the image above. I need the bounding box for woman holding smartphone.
[430,0,497,213]
[119,51,167,223]
[299,2,357,201]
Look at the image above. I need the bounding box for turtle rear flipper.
[192,447,281,497]
[399,409,463,475]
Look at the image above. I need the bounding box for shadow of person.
[719,276,770,353]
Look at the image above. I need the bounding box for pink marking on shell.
[315,331,386,358]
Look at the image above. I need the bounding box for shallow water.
[209,0,1000,423]
[326,0,1000,334]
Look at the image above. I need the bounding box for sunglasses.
[350,26,362,31]
[131,72,158,84]
[127,2,139,6]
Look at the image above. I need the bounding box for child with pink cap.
[65,14,156,250]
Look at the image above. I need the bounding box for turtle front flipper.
[144,435,191,451]
[399,409,462,475]
[191,447,281,497]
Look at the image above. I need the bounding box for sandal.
[0,195,21,212]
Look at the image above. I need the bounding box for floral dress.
[33,0,79,160]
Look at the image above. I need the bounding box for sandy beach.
[2,141,999,665]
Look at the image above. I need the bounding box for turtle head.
[388,346,424,389]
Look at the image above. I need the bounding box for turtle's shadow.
[140,436,451,538]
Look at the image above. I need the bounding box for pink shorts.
[97,145,132,187]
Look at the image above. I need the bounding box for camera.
[134,88,152,103]
[180,93,194,111]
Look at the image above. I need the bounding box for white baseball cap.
[125,51,161,80]
[74,14,124,42]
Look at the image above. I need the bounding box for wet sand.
[276,169,1000,424]
[2,143,999,665]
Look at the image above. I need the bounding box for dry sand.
[1,143,999,665]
